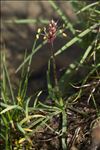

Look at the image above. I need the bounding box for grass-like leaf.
[0,105,22,114]
[55,23,99,56]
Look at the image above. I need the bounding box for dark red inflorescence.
[47,20,57,43]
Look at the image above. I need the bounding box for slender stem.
[50,42,67,150]
[50,42,59,95]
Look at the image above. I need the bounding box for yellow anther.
[63,24,65,28]
[62,32,67,37]
[43,36,47,40]
[59,29,63,33]
[37,28,41,33]
[36,34,39,39]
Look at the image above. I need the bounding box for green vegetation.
[1,1,100,150]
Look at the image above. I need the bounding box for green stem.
[50,42,67,150]
[50,43,60,100]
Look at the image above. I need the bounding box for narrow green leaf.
[33,91,42,108]
[17,123,26,134]
[55,23,99,56]
[76,2,99,15]
[5,19,49,24]
[20,115,45,125]
[0,105,22,114]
